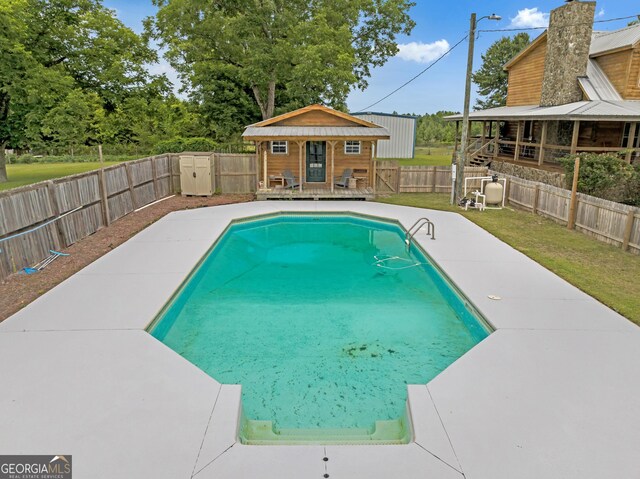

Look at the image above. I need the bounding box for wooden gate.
[375,161,399,193]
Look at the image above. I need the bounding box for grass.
[380,146,454,166]
[378,193,640,326]
[1,162,120,192]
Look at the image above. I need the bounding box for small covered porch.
[242,104,390,200]
[448,101,640,170]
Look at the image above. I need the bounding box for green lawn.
[1,162,120,192]
[378,193,640,326]
[380,146,454,166]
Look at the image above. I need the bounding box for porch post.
[481,121,486,145]
[297,140,304,192]
[329,140,336,193]
[625,122,637,164]
[514,121,523,162]
[570,120,580,155]
[493,121,500,160]
[538,121,548,166]
[255,142,261,187]
[263,145,268,187]
[371,141,376,193]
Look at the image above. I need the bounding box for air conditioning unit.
[179,154,215,196]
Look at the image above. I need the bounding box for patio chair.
[282,170,300,189]
[334,168,353,188]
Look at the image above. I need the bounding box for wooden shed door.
[306,141,326,182]
[194,156,212,195]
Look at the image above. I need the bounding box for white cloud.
[510,7,549,28]
[597,7,605,18]
[396,40,450,64]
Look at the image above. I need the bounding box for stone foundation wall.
[490,162,566,188]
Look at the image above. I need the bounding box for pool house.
[242,104,390,200]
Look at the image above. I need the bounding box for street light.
[452,12,501,205]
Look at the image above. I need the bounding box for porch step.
[469,154,493,167]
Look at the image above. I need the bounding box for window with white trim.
[344,140,361,154]
[271,141,288,154]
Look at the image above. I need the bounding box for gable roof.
[505,23,640,71]
[590,23,640,56]
[250,104,381,128]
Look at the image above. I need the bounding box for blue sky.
[104,0,637,115]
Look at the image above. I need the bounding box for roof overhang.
[242,126,390,141]
[445,100,640,122]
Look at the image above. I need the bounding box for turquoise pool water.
[151,214,489,436]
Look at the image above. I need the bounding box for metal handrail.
[405,217,435,249]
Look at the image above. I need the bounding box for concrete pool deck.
[0,201,638,478]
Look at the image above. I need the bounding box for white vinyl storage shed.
[351,112,417,159]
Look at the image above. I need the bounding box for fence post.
[45,181,65,249]
[504,177,511,205]
[124,162,137,209]
[151,157,159,200]
[622,210,635,251]
[430,166,437,193]
[395,164,401,193]
[532,184,540,214]
[567,157,580,229]
[98,169,111,227]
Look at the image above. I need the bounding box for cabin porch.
[453,118,640,170]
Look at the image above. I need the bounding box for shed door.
[195,156,212,195]
[179,155,196,195]
[306,141,326,182]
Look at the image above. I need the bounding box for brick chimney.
[539,0,596,106]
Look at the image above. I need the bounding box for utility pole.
[452,13,500,205]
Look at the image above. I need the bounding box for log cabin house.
[242,104,389,200]
[449,0,640,171]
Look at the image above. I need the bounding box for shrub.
[154,137,217,154]
[559,153,639,205]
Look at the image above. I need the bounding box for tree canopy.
[149,0,416,130]
[472,33,530,110]
[0,0,200,182]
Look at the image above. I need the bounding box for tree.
[41,90,104,155]
[149,0,415,121]
[0,0,158,182]
[472,33,530,110]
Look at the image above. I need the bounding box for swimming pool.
[150,214,490,444]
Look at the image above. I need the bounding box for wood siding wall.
[595,49,633,97]
[262,141,372,185]
[506,36,547,106]
[273,111,361,126]
[626,47,640,99]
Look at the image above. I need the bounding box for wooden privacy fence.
[494,172,640,254]
[0,154,174,280]
[375,161,489,193]
[0,152,257,281]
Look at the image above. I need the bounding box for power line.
[479,13,640,33]
[353,13,639,112]
[353,35,468,113]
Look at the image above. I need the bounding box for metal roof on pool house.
[241,104,390,140]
